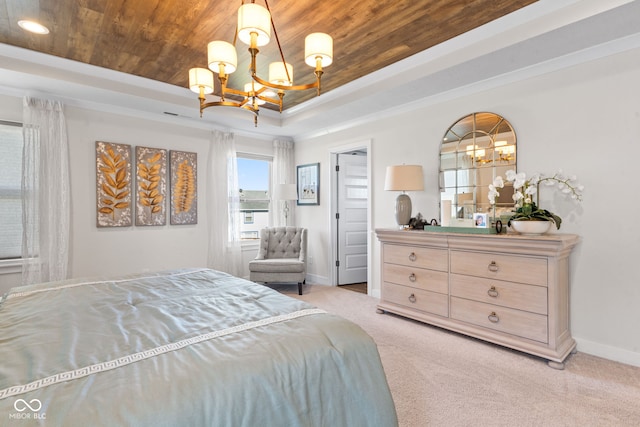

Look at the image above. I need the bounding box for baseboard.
[305,273,330,285]
[574,337,640,368]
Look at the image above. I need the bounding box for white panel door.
[337,152,368,285]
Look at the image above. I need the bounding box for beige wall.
[294,46,640,367]
[0,96,269,292]
[1,41,639,368]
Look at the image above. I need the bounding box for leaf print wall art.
[170,150,197,225]
[135,146,167,226]
[96,141,132,227]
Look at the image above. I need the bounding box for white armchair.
[249,227,307,295]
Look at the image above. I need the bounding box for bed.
[0,268,397,426]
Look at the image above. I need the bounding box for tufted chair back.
[256,227,307,261]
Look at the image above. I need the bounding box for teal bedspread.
[0,268,397,426]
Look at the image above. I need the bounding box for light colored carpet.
[271,283,640,427]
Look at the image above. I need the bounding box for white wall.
[67,106,211,278]
[0,95,270,290]
[294,46,640,367]
[1,41,638,368]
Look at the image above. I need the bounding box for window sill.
[240,240,260,249]
[0,258,22,275]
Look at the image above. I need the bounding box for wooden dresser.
[376,229,579,368]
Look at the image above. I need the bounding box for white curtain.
[272,139,295,226]
[206,130,242,277]
[21,97,71,285]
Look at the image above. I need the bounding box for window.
[0,121,23,259]
[237,155,271,240]
[243,211,254,224]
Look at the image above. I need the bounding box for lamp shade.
[237,3,271,46]
[384,165,424,191]
[208,41,238,74]
[304,33,333,67]
[188,68,214,94]
[384,165,424,227]
[269,62,294,86]
[275,183,298,201]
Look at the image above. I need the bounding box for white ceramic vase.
[510,220,552,235]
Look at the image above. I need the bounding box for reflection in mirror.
[439,112,516,227]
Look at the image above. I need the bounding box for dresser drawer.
[383,263,448,294]
[450,250,547,286]
[450,274,547,315]
[450,297,548,343]
[384,244,448,271]
[382,282,449,317]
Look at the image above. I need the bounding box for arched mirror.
[439,112,516,227]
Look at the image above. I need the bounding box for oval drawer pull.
[408,293,417,303]
[409,273,417,282]
[488,312,500,323]
[487,286,499,298]
[408,252,417,262]
[488,261,499,272]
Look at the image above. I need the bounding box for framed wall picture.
[297,163,319,206]
[170,150,197,225]
[96,141,132,227]
[135,146,167,226]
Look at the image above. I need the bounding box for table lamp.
[384,165,424,227]
[275,183,298,225]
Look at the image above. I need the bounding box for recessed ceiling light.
[18,20,50,35]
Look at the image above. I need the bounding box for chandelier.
[188,0,333,126]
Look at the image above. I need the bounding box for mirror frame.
[439,112,517,226]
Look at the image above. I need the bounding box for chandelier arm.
[252,86,282,107]
[251,73,319,92]
[264,0,292,83]
[224,87,250,98]
[202,100,248,109]
[201,99,259,125]
[256,94,281,105]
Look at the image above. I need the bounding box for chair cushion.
[248,258,305,274]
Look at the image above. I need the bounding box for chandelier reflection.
[467,140,515,164]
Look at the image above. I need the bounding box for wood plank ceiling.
[0,0,537,111]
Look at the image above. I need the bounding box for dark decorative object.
[409,213,438,230]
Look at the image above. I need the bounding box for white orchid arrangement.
[488,170,584,229]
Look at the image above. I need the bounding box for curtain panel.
[206,130,242,277]
[21,97,71,285]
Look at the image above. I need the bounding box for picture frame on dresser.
[473,213,488,228]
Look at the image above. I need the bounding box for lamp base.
[395,193,412,227]
[283,201,290,226]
